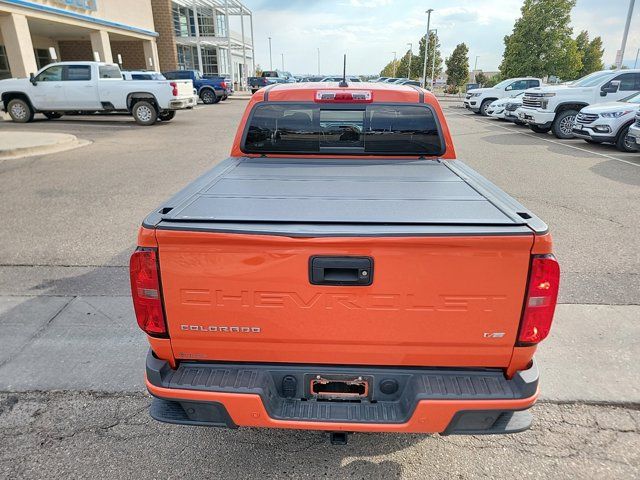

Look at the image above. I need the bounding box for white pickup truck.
[518,69,640,139]
[464,77,542,116]
[0,62,196,125]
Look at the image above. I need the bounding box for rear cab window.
[98,65,122,79]
[242,103,445,156]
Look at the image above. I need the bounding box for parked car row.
[0,62,236,126]
[468,70,640,153]
[247,73,424,94]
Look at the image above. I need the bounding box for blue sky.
[239,0,640,76]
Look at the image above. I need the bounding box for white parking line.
[449,110,640,168]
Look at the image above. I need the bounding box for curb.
[0,133,91,160]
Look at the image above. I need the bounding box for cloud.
[243,0,640,75]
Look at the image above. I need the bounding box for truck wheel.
[132,100,158,126]
[43,112,63,120]
[615,125,638,152]
[530,125,552,134]
[200,89,218,104]
[552,110,578,139]
[479,100,492,116]
[158,111,176,122]
[7,98,34,123]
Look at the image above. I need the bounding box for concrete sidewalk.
[0,295,637,403]
[0,131,89,159]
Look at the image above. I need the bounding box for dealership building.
[0,0,254,88]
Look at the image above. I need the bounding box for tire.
[132,100,158,126]
[43,112,63,120]
[514,120,526,126]
[7,98,34,123]
[615,125,639,153]
[200,89,218,104]
[158,110,176,122]
[552,109,578,139]
[530,124,552,134]
[479,99,492,116]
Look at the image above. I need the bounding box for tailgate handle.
[310,256,373,286]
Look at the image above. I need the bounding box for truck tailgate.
[153,158,540,368]
[173,79,194,98]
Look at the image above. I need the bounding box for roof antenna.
[339,54,348,87]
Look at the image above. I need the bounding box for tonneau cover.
[156,158,540,228]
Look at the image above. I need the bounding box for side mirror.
[505,85,512,91]
[29,73,37,85]
[601,80,620,96]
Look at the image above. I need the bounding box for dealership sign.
[51,0,98,11]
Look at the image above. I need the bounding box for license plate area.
[309,375,370,401]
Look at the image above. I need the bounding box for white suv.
[572,92,640,152]
[628,111,640,148]
[464,77,542,116]
[518,69,640,139]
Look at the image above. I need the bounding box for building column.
[143,40,160,71]
[0,13,37,77]
[90,30,113,63]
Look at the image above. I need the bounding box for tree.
[475,71,488,86]
[445,43,469,92]
[499,0,582,80]
[575,30,604,77]
[379,31,442,81]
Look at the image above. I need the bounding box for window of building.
[216,11,227,36]
[201,46,218,75]
[172,3,196,37]
[0,45,10,80]
[218,48,229,76]
[197,6,216,36]
[34,48,51,70]
[177,44,197,70]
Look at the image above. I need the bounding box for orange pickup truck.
[131,82,559,443]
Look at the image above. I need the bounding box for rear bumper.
[145,350,539,435]
[169,96,198,110]
[518,108,555,128]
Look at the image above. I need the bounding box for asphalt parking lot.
[1,99,639,478]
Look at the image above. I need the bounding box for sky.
[238,0,640,76]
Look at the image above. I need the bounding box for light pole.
[317,48,320,75]
[268,36,273,70]
[473,55,479,82]
[422,9,433,88]
[430,29,438,90]
[617,0,635,69]
[407,43,413,78]
[281,53,284,71]
[392,51,397,77]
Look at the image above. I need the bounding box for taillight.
[221,81,227,89]
[315,90,373,103]
[518,254,560,345]
[129,248,167,337]
[170,81,178,96]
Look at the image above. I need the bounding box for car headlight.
[541,93,556,97]
[471,93,482,97]
[600,110,632,118]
